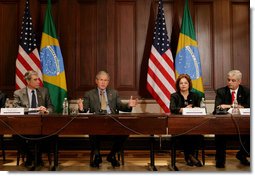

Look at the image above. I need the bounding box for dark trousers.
[89,135,128,155]
[13,135,43,164]
[13,135,57,165]
[215,135,250,163]
[177,135,204,158]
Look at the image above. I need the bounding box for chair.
[170,135,205,171]
[16,147,52,166]
[16,135,58,167]
[89,149,125,166]
[0,135,6,161]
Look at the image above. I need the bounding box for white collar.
[230,88,239,94]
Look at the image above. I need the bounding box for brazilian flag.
[175,0,204,98]
[40,0,67,113]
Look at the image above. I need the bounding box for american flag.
[15,0,43,89]
[146,0,175,113]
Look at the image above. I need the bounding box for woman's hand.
[186,104,193,108]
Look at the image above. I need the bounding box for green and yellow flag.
[40,0,67,113]
[175,0,204,98]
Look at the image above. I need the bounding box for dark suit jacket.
[13,87,54,113]
[81,88,132,114]
[170,91,201,114]
[214,85,250,112]
[0,91,6,108]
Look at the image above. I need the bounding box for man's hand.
[219,104,231,109]
[38,106,48,113]
[128,96,138,107]
[77,98,84,111]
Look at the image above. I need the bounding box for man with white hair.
[213,70,250,168]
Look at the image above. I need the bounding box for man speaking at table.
[78,70,137,168]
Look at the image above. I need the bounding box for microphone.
[108,104,118,114]
[98,109,107,115]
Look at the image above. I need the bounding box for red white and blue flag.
[15,0,43,89]
[147,0,176,113]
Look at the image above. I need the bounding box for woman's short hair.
[175,74,192,92]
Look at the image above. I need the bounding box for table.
[167,114,250,170]
[41,113,168,171]
[167,114,250,135]
[0,115,41,134]
[0,113,250,171]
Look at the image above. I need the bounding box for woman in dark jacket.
[170,74,203,167]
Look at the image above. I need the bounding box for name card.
[182,108,206,115]
[239,108,250,115]
[0,108,24,115]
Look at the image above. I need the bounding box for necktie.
[231,91,235,104]
[100,90,107,110]
[31,90,37,108]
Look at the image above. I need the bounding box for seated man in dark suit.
[0,91,6,108]
[78,70,137,168]
[13,70,54,168]
[0,91,7,108]
[0,91,7,160]
[213,70,250,168]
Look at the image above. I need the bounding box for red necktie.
[231,91,235,104]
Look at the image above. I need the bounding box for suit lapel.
[92,89,101,110]
[224,87,232,104]
[37,88,43,106]
[21,88,29,108]
[237,86,243,101]
[106,89,113,107]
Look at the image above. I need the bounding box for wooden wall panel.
[0,1,18,94]
[76,0,98,90]
[136,0,155,98]
[115,1,136,90]
[213,0,232,89]
[194,1,214,97]
[231,2,250,87]
[163,1,174,40]
[57,0,77,98]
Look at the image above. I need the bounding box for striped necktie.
[100,90,107,110]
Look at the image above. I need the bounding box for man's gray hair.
[228,70,242,80]
[24,70,38,81]
[96,70,110,80]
